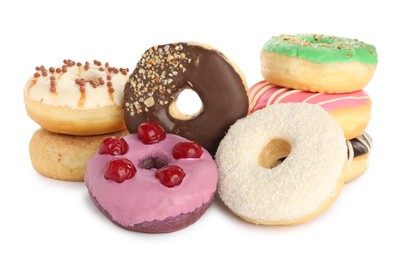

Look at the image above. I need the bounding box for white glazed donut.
[24,60,129,135]
[216,103,347,225]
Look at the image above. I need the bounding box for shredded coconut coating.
[215,103,346,223]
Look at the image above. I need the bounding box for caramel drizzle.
[78,89,86,108]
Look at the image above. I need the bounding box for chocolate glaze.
[348,132,372,158]
[124,43,248,156]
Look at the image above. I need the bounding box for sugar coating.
[215,103,346,223]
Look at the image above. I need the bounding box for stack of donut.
[24,60,129,181]
[216,33,377,226]
[249,34,377,183]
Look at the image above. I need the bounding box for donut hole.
[169,88,203,120]
[138,155,169,170]
[259,139,291,169]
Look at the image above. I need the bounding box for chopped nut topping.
[144,96,155,107]
[125,43,191,115]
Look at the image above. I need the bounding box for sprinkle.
[79,79,85,86]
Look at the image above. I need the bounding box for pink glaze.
[85,134,218,227]
[249,80,370,113]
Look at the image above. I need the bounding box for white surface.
[1,0,405,259]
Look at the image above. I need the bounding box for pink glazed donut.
[85,122,218,233]
[249,80,371,139]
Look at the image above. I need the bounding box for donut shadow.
[211,193,264,229]
[212,193,314,232]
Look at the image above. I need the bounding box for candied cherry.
[98,136,129,155]
[172,141,203,159]
[138,122,166,144]
[104,158,136,183]
[155,165,185,188]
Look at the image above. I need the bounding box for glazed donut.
[261,34,378,93]
[85,122,218,233]
[24,60,129,135]
[216,103,347,225]
[248,80,371,139]
[346,133,372,183]
[124,42,248,156]
[29,128,128,181]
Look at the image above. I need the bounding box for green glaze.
[263,34,378,64]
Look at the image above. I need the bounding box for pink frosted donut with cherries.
[85,122,218,233]
[249,80,371,139]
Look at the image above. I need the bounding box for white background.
[1,0,405,259]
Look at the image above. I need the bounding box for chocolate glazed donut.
[124,42,248,155]
[347,133,372,158]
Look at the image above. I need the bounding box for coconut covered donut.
[248,80,371,139]
[216,103,347,225]
[123,42,248,156]
[346,133,372,183]
[24,60,129,135]
[261,34,378,93]
[29,128,128,181]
